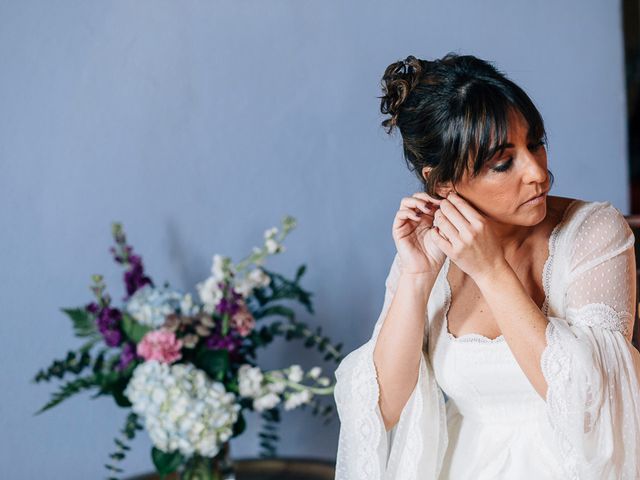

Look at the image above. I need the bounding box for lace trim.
[540,320,580,480]
[359,342,383,479]
[442,257,506,344]
[334,339,427,479]
[538,200,628,480]
[542,199,580,316]
[442,199,580,344]
[566,302,633,339]
[389,355,425,479]
[334,342,383,479]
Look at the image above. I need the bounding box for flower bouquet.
[32,216,344,480]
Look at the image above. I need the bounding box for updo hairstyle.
[378,53,554,199]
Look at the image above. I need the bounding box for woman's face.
[429,108,550,228]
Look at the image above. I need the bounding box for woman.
[333,53,640,479]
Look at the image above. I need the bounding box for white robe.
[333,199,640,479]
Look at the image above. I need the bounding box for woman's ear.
[421,166,432,183]
[422,166,453,198]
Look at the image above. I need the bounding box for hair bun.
[379,55,425,134]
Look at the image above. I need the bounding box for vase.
[179,442,235,480]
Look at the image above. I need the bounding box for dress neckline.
[442,198,582,344]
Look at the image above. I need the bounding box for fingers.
[396,207,422,222]
[400,194,439,214]
[445,192,483,223]
[438,198,470,231]
[433,209,457,240]
[412,192,442,207]
[393,192,440,231]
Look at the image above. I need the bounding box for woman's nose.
[523,152,547,182]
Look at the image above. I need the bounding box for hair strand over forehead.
[379,52,552,198]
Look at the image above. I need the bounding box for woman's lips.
[522,192,547,206]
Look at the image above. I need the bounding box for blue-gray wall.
[0,1,628,478]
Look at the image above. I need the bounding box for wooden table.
[125,457,336,480]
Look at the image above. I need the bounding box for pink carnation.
[137,329,183,364]
[230,302,256,337]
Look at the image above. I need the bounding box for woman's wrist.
[398,269,438,291]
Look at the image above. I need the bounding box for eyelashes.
[492,159,513,173]
[490,140,546,173]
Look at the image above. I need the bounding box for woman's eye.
[491,158,513,173]
[530,140,546,150]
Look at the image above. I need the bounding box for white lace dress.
[333,199,640,479]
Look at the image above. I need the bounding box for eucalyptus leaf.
[62,307,98,338]
[151,447,184,475]
[121,312,152,343]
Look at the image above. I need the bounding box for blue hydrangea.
[125,284,187,327]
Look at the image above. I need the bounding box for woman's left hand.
[431,191,506,281]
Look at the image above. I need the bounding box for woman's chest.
[445,250,548,341]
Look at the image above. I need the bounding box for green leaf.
[151,447,184,475]
[62,307,98,338]
[111,377,133,408]
[232,411,246,437]
[121,312,152,343]
[294,264,307,282]
[194,349,229,381]
[92,349,108,374]
[256,267,315,314]
[33,374,99,415]
[32,349,93,383]
[253,305,295,321]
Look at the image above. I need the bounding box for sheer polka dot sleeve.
[333,253,447,480]
[540,202,640,479]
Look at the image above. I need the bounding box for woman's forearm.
[373,270,437,431]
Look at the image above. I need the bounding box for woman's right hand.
[392,192,447,275]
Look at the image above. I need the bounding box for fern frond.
[31,350,93,383]
[33,374,99,415]
[103,412,144,479]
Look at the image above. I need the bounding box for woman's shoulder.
[550,195,634,265]
[548,195,625,231]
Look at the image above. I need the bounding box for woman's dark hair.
[379,53,554,199]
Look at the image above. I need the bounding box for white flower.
[233,278,254,298]
[308,366,322,379]
[253,392,281,412]
[265,238,279,254]
[248,268,270,287]
[233,268,270,298]
[266,382,286,394]
[195,276,224,315]
[211,254,227,279]
[266,371,286,394]
[125,284,184,328]
[179,293,200,316]
[124,361,240,458]
[284,389,313,411]
[238,364,264,397]
[287,365,304,383]
[264,227,278,239]
[317,377,331,387]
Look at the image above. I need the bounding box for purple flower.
[95,306,124,347]
[214,287,244,316]
[85,302,100,314]
[103,329,122,348]
[117,342,138,372]
[123,256,153,299]
[109,230,154,300]
[205,331,244,362]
